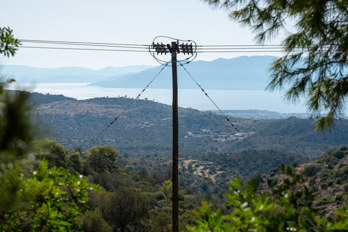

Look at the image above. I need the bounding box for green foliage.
[204,0,348,130]
[161,179,172,198]
[66,150,84,174]
[0,90,35,163]
[83,164,205,231]
[0,160,100,231]
[147,211,172,232]
[81,209,112,232]
[102,188,151,232]
[319,169,335,189]
[0,27,20,57]
[0,27,102,231]
[335,165,348,184]
[33,92,348,158]
[317,146,348,166]
[0,164,24,217]
[200,149,303,181]
[36,140,68,168]
[187,165,348,231]
[86,145,119,174]
[0,89,36,218]
[303,164,321,177]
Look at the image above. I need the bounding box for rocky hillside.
[264,146,348,215]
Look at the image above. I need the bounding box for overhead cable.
[20,39,149,47]
[196,50,287,53]
[20,45,150,53]
[18,38,295,54]
[20,45,290,53]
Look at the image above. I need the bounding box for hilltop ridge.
[30,92,348,158]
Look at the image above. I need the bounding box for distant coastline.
[6,83,309,114]
[211,110,311,119]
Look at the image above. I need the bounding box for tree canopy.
[204,0,348,129]
[0,27,20,57]
[86,145,119,174]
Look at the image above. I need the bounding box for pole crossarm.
[149,36,197,65]
[151,41,194,56]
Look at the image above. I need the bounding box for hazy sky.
[0,0,283,69]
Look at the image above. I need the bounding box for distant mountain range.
[1,56,278,90]
[90,56,276,90]
[0,65,152,83]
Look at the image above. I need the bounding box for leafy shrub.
[317,146,348,166]
[187,165,348,231]
[0,160,99,231]
[155,191,166,201]
[81,210,112,232]
[335,165,348,185]
[319,169,335,189]
[303,164,321,177]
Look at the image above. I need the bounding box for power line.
[19,39,151,53]
[85,61,169,148]
[197,50,287,53]
[197,44,283,47]
[20,45,150,53]
[18,38,293,54]
[20,39,149,47]
[18,38,320,55]
[20,45,289,53]
[178,61,253,148]
[197,47,284,50]
[21,38,284,48]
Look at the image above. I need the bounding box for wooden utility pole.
[151,38,195,232]
[170,41,179,232]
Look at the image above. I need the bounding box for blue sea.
[8,83,308,113]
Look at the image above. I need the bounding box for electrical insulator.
[188,44,193,54]
[150,37,197,64]
[180,44,186,55]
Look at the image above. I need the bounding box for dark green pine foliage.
[0,27,20,57]
[204,0,348,130]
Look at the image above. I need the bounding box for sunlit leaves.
[187,165,348,231]
[0,160,100,231]
[86,145,119,174]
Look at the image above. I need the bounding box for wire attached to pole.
[84,61,170,149]
[178,62,253,148]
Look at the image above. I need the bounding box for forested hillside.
[3,90,347,231]
[123,149,305,196]
[31,92,348,158]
